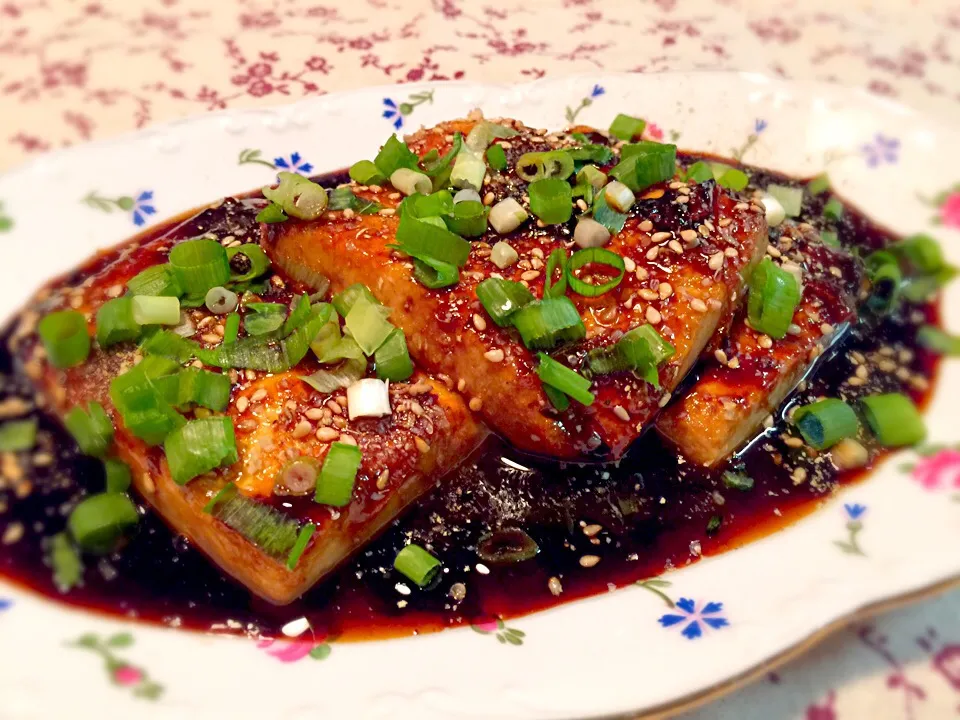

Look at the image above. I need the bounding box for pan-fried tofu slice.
[16,208,485,605]
[656,223,862,466]
[264,118,768,460]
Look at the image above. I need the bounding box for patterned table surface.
[1,1,959,718]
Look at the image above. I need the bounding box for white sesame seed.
[473,314,487,332]
[690,299,707,313]
[579,555,601,568]
[757,334,773,349]
[708,252,724,271]
[520,270,540,282]
[658,282,673,299]
[638,219,654,232]
[668,239,684,254]
[613,405,630,421]
[680,229,698,242]
[484,348,505,363]
[623,257,636,273]
[651,231,672,243]
[646,246,659,260]
[646,307,662,324]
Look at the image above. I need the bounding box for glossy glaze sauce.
[0,158,938,642]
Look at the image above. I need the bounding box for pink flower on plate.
[113,665,143,686]
[472,620,500,633]
[939,192,960,229]
[258,638,315,663]
[644,123,664,141]
[912,449,960,491]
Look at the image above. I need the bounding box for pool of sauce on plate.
[0,159,939,642]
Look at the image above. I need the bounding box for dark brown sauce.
[0,158,939,643]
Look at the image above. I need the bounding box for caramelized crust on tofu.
[656,223,862,466]
[16,218,485,605]
[264,118,768,459]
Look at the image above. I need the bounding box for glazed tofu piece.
[15,203,485,605]
[264,118,768,460]
[656,223,862,466]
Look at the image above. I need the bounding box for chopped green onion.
[515,151,575,183]
[591,192,628,234]
[895,234,944,274]
[766,184,803,217]
[543,383,571,412]
[422,133,463,188]
[405,190,454,220]
[567,144,614,167]
[792,398,859,450]
[204,286,239,315]
[169,239,230,295]
[332,283,379,318]
[823,197,844,221]
[476,528,540,564]
[328,187,381,214]
[394,212,471,267]
[49,532,82,591]
[577,164,607,190]
[821,231,840,248]
[918,325,960,356]
[444,200,488,238]
[310,315,345,361]
[610,142,676,192]
[96,297,141,348]
[391,168,433,196]
[900,265,957,303]
[38,310,90,369]
[543,249,568,299]
[282,295,315,337]
[394,543,441,587]
[164,417,238,485]
[864,250,902,313]
[684,161,714,184]
[243,302,286,336]
[373,135,417,177]
[721,471,754,491]
[476,278,535,326]
[587,324,674,385]
[0,419,38,452]
[104,458,131,493]
[227,244,271,282]
[604,180,636,213]
[713,165,749,191]
[608,113,646,141]
[131,295,180,326]
[345,296,394,355]
[488,197,528,234]
[301,357,367,394]
[163,368,232,411]
[139,329,198,362]
[109,356,183,442]
[486,144,507,171]
[453,189,481,205]
[861,393,926,447]
[205,484,300,557]
[67,492,139,553]
[567,247,625,297]
[807,173,830,195]
[465,121,518,152]
[65,402,113,457]
[747,258,801,339]
[127,264,183,297]
[315,441,362,507]
[528,178,573,224]
[286,523,316,570]
[223,313,240,344]
[349,159,387,186]
[536,353,594,406]
[512,297,586,349]
[262,172,328,220]
[451,149,486,191]
[256,202,288,223]
[375,329,414,381]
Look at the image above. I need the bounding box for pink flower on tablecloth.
[248,81,273,98]
[248,63,272,79]
[933,645,960,690]
[911,449,960,491]
[113,665,143,686]
[305,56,330,73]
[939,192,960,229]
[805,690,836,720]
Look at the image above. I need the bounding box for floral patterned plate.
[0,72,958,720]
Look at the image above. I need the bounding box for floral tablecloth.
[1,1,958,717]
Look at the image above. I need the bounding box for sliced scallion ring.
[314,442,362,507]
[860,393,926,447]
[394,543,441,587]
[67,492,139,553]
[38,310,91,369]
[476,278,534,326]
[515,151,574,183]
[262,172,329,220]
[543,248,568,298]
[566,247,626,297]
[169,239,230,295]
[511,297,586,350]
[792,398,859,450]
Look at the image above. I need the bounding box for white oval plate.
[0,72,958,720]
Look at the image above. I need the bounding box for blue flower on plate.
[0,598,12,612]
[844,503,867,520]
[590,84,605,98]
[274,152,313,175]
[659,598,729,639]
[383,98,404,130]
[131,191,156,227]
[861,134,900,167]
[754,119,768,134]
